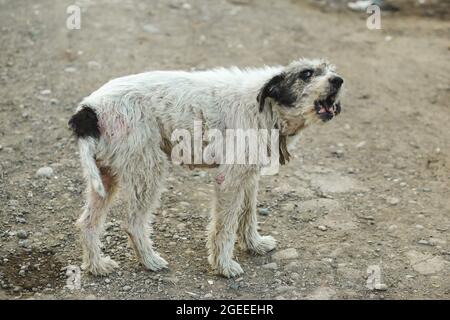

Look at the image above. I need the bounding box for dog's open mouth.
[314,94,341,122]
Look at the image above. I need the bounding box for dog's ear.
[257,74,285,112]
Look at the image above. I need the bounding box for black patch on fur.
[257,74,297,112]
[68,106,100,139]
[297,69,314,82]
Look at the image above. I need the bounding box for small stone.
[332,150,344,158]
[262,262,278,270]
[418,240,430,246]
[204,293,213,298]
[272,248,298,261]
[182,2,192,9]
[122,285,132,291]
[407,251,447,275]
[36,166,54,178]
[388,224,398,232]
[415,225,424,230]
[142,24,160,34]
[176,223,186,230]
[229,283,240,290]
[356,141,367,148]
[386,197,400,205]
[207,280,214,285]
[276,285,295,293]
[64,67,77,73]
[318,225,327,231]
[40,89,51,95]
[374,283,388,291]
[163,276,179,285]
[258,208,269,216]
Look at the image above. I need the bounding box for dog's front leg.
[207,181,246,278]
[237,178,277,254]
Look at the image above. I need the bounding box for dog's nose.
[329,76,344,89]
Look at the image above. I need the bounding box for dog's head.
[257,59,344,135]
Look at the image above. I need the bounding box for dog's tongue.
[318,106,327,114]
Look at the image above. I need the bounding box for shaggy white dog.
[69,58,344,277]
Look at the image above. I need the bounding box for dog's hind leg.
[237,180,276,255]
[122,146,169,272]
[76,166,119,276]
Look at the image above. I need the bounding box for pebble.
[317,225,327,231]
[64,67,77,73]
[258,208,269,216]
[356,141,366,149]
[16,230,28,239]
[285,261,299,271]
[122,285,132,291]
[176,223,186,230]
[262,262,278,270]
[40,89,51,95]
[418,240,431,246]
[36,166,54,178]
[163,276,179,285]
[374,283,388,291]
[386,197,400,205]
[272,248,298,260]
[332,150,344,158]
[388,224,398,232]
[142,24,160,34]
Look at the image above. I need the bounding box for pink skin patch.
[98,113,129,140]
[216,173,225,185]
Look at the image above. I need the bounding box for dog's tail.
[68,106,106,198]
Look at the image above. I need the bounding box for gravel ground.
[0,0,449,300]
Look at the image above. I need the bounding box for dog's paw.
[218,260,244,278]
[141,252,169,272]
[83,256,119,276]
[249,235,277,255]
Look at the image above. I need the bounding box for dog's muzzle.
[314,76,343,122]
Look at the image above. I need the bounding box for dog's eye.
[299,69,314,81]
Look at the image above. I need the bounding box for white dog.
[69,58,343,277]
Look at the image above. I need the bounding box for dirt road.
[0,0,449,299]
